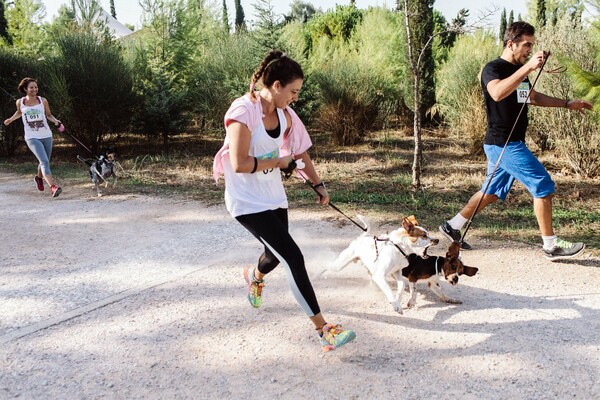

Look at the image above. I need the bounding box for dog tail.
[77,155,93,167]
[356,214,372,234]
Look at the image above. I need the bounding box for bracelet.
[313,182,325,190]
[250,157,258,174]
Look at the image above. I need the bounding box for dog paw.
[391,302,403,314]
[445,299,462,304]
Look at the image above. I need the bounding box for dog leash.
[460,50,552,245]
[295,169,368,232]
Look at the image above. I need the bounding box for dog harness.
[373,236,408,261]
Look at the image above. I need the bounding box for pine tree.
[110,0,116,19]
[499,8,507,43]
[537,0,546,27]
[253,0,280,52]
[0,0,12,45]
[222,0,229,33]
[234,0,246,32]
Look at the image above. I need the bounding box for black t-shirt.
[481,57,530,145]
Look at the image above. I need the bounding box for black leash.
[461,51,551,244]
[60,125,97,159]
[295,169,367,232]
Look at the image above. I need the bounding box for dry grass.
[2,128,599,256]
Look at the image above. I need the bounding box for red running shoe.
[34,176,44,191]
[51,185,62,198]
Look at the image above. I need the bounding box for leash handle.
[461,51,551,243]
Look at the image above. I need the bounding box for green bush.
[435,30,499,153]
[530,18,600,177]
[43,32,136,153]
[0,49,38,156]
[188,33,258,130]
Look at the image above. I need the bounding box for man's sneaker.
[243,265,264,308]
[544,239,585,261]
[439,222,472,250]
[319,323,356,353]
[51,185,62,198]
[34,176,44,191]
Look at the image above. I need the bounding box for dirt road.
[1,172,599,399]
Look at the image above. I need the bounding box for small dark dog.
[77,147,118,197]
[401,241,478,309]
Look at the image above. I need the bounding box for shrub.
[0,49,38,156]
[43,31,136,153]
[530,17,600,177]
[435,30,499,153]
[189,33,258,130]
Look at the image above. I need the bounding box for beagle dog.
[401,241,478,310]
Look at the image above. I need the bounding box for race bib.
[25,109,43,122]
[517,82,530,103]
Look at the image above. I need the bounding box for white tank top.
[20,97,52,140]
[224,108,289,217]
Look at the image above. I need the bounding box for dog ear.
[460,265,478,277]
[447,241,461,258]
[402,217,414,233]
[407,215,419,226]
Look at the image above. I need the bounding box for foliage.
[307,7,404,145]
[188,33,257,129]
[45,5,77,39]
[529,15,600,176]
[0,48,38,156]
[0,0,12,45]
[436,30,500,153]
[132,0,211,149]
[251,0,282,54]
[43,31,136,152]
[221,0,229,33]
[5,0,47,57]
[537,0,547,27]
[284,0,318,23]
[499,8,507,42]
[304,4,363,51]
[234,0,246,32]
[432,8,468,66]
[402,0,435,119]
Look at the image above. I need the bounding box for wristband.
[250,157,258,174]
[313,182,325,190]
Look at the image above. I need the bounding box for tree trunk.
[412,74,422,189]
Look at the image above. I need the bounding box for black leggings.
[236,208,320,317]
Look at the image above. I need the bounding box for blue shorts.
[482,141,554,200]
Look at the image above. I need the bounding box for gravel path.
[1,172,600,399]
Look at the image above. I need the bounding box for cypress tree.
[508,10,514,26]
[110,0,116,19]
[0,0,12,45]
[537,0,546,27]
[499,8,507,43]
[234,0,246,32]
[222,0,229,33]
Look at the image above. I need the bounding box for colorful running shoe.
[51,185,62,198]
[319,323,356,353]
[34,176,44,191]
[243,265,264,308]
